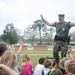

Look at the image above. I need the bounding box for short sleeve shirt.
[52,21,73,36]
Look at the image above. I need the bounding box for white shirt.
[33,64,44,75]
[43,68,51,75]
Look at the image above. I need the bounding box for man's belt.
[54,35,70,44]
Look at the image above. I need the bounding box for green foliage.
[0,36,3,42]
[1,23,20,44]
[24,25,38,45]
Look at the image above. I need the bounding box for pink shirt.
[21,61,33,75]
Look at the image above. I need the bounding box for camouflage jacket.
[52,21,73,37]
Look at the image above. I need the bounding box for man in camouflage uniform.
[40,14,75,67]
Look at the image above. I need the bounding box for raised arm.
[67,45,74,59]
[0,64,18,75]
[16,39,23,64]
[40,14,53,26]
[69,22,75,26]
[68,53,74,59]
[17,39,23,54]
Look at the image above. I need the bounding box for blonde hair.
[22,54,30,62]
[60,57,69,68]
[65,60,75,74]
[0,50,16,68]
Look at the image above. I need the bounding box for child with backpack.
[41,59,53,75]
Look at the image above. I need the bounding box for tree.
[24,25,37,45]
[0,35,3,42]
[1,23,20,44]
[34,20,47,44]
[48,28,55,40]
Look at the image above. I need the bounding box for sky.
[0,0,75,35]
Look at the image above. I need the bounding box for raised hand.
[67,45,72,54]
[17,39,23,54]
[40,14,44,19]
[19,39,23,46]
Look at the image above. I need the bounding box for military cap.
[58,14,65,18]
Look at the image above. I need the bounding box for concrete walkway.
[20,54,53,56]
[28,48,75,51]
[20,53,75,56]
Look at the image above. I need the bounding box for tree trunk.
[39,28,42,45]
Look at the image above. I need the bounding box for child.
[51,69,63,75]
[64,46,75,75]
[60,57,69,75]
[64,60,75,75]
[0,64,18,75]
[0,39,23,74]
[41,59,53,75]
[0,42,8,57]
[21,54,33,75]
[33,57,45,75]
[46,56,57,72]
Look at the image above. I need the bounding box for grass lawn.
[14,46,75,69]
[18,55,47,69]
[14,50,53,54]
[14,45,75,69]
[72,46,75,48]
[28,45,75,49]
[14,50,53,69]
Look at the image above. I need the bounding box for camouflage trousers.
[53,41,68,64]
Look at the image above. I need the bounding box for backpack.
[42,70,51,75]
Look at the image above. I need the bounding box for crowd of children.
[0,40,75,75]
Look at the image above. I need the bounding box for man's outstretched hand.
[40,14,43,19]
